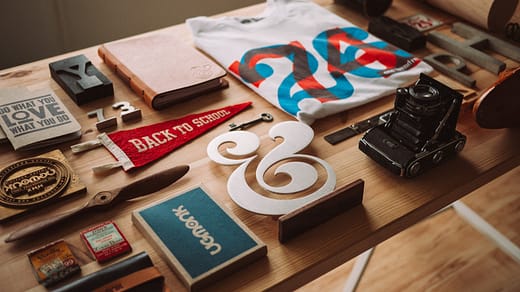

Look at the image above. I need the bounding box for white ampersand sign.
[207,121,336,215]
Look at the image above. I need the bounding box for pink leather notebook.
[98,32,227,110]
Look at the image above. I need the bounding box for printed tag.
[80,221,131,262]
[401,14,443,32]
[27,239,81,287]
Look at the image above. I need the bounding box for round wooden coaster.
[0,157,71,208]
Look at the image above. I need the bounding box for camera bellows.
[359,74,466,177]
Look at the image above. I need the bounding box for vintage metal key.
[229,113,273,131]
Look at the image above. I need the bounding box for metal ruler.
[324,109,394,145]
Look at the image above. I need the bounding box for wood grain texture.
[425,0,519,31]
[278,179,364,243]
[299,165,520,292]
[0,0,519,291]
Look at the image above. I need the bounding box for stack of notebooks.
[98,32,228,110]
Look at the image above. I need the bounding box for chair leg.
[451,200,520,264]
[340,199,520,292]
[343,247,375,292]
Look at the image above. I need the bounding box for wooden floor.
[299,166,520,292]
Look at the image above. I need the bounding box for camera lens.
[409,85,438,101]
[404,84,440,116]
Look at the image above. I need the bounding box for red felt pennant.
[97,102,252,171]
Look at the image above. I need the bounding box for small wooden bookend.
[278,179,364,243]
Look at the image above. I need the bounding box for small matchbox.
[80,221,131,263]
[132,185,267,291]
[27,239,81,287]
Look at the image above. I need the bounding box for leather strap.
[93,266,166,292]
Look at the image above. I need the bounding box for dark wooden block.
[278,179,364,243]
[368,16,426,51]
[49,54,113,105]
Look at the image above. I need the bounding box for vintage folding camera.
[359,73,466,177]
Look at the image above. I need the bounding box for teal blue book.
[132,186,267,291]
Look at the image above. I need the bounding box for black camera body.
[359,74,466,177]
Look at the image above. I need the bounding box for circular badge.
[0,157,71,208]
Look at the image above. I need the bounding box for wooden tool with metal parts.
[5,165,189,242]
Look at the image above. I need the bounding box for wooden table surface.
[1,0,519,291]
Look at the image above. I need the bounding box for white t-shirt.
[187,0,432,124]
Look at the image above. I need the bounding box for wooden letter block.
[278,179,364,243]
[49,54,114,105]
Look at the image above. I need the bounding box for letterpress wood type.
[427,22,520,75]
[112,101,142,123]
[49,54,114,105]
[424,53,476,88]
[87,108,117,131]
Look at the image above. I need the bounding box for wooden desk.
[1,0,519,291]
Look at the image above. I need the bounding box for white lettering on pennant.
[125,109,234,153]
[128,139,147,152]
[192,109,231,128]
[172,123,193,135]
[172,205,222,255]
[127,129,178,153]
